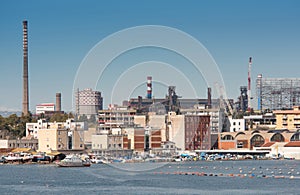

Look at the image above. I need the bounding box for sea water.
[0,160,299,194]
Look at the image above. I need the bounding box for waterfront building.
[75,88,103,118]
[167,112,211,151]
[151,141,177,156]
[220,130,292,150]
[91,130,133,157]
[37,122,85,153]
[274,106,300,130]
[0,136,38,150]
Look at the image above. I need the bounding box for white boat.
[57,155,91,167]
[4,153,23,162]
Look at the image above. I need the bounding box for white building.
[26,119,87,139]
[36,103,55,115]
[229,117,245,132]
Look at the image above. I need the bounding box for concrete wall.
[92,134,108,150]
[134,115,146,127]
[37,128,58,153]
[84,127,96,145]
[0,140,8,148]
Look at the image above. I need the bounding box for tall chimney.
[22,20,29,115]
[147,76,152,99]
[207,87,212,109]
[56,93,61,112]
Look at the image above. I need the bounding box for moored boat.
[57,155,91,167]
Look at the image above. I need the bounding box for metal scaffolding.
[256,75,300,111]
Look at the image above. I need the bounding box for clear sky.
[0,0,299,112]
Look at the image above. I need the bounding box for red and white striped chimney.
[147,76,152,99]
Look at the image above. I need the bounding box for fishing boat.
[57,155,91,167]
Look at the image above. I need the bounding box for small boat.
[57,155,91,167]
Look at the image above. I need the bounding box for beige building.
[134,115,146,127]
[0,136,38,150]
[148,113,166,142]
[92,134,108,150]
[167,112,185,151]
[37,123,84,153]
[274,106,300,130]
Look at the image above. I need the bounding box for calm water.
[0,160,300,194]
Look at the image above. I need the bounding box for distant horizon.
[1,1,299,112]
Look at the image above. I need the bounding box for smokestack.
[207,87,212,109]
[22,20,29,115]
[247,57,252,112]
[56,93,61,112]
[147,76,152,99]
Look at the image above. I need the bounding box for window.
[58,144,61,148]
[47,145,49,148]
[80,144,83,148]
[233,122,236,126]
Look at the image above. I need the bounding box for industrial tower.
[22,20,29,115]
[247,57,252,112]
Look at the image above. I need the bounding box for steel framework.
[256,75,300,111]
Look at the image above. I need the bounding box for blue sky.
[0,0,299,112]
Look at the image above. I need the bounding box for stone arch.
[270,133,285,142]
[250,134,265,148]
[291,132,300,141]
[222,134,234,140]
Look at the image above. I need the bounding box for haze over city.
[0,0,299,112]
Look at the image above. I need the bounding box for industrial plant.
[1,20,300,161]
